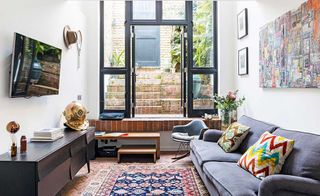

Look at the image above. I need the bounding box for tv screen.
[10,33,62,97]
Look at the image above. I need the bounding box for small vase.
[220,110,232,131]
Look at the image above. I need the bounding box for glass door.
[131,25,187,118]
[100,1,217,117]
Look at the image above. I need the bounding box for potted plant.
[213,90,245,130]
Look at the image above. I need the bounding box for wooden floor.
[61,152,192,196]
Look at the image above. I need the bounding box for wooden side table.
[203,118,221,130]
[118,145,156,163]
[96,132,161,159]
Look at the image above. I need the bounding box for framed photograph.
[237,8,248,39]
[238,47,248,75]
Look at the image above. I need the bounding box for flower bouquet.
[213,90,245,130]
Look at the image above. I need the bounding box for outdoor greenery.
[170,0,213,71]
[170,26,182,72]
[193,0,213,68]
[109,50,125,67]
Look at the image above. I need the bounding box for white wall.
[236,0,320,134]
[82,1,100,120]
[218,1,237,95]
[0,0,89,154]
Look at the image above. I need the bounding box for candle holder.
[6,121,20,157]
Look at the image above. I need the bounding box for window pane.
[104,74,126,110]
[104,1,125,68]
[133,0,156,20]
[193,74,214,110]
[163,1,185,20]
[193,0,214,68]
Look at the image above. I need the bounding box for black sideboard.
[0,127,95,196]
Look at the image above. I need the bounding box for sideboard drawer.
[70,149,87,178]
[38,158,71,196]
[37,146,70,180]
[70,136,86,156]
[86,129,95,144]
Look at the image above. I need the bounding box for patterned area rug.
[82,164,208,195]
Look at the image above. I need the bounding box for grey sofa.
[190,115,320,196]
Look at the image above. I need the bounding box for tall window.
[191,0,217,115]
[100,1,217,117]
[100,1,127,114]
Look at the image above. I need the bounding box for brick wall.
[89,118,221,132]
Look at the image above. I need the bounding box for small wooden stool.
[118,145,157,163]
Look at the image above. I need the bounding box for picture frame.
[237,8,248,39]
[238,47,248,75]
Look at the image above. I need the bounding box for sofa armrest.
[259,175,320,196]
[198,128,209,140]
[203,129,223,142]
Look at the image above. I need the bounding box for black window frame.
[100,1,218,118]
[188,1,218,117]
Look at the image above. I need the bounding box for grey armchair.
[171,120,208,162]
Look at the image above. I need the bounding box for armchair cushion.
[190,140,242,166]
[203,129,223,142]
[172,132,199,142]
[259,174,320,196]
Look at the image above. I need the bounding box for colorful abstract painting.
[260,0,320,88]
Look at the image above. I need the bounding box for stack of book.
[31,128,64,142]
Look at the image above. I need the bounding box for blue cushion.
[238,115,278,153]
[203,162,261,196]
[99,112,124,120]
[190,140,242,167]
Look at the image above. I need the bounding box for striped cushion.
[238,131,294,179]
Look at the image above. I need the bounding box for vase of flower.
[213,90,245,131]
[220,110,232,130]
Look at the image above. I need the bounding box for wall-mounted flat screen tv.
[9,33,62,98]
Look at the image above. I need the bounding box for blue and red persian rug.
[82,165,208,195]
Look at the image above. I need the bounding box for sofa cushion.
[203,162,261,196]
[273,128,320,181]
[190,140,242,167]
[218,122,250,152]
[238,115,278,153]
[238,131,294,179]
